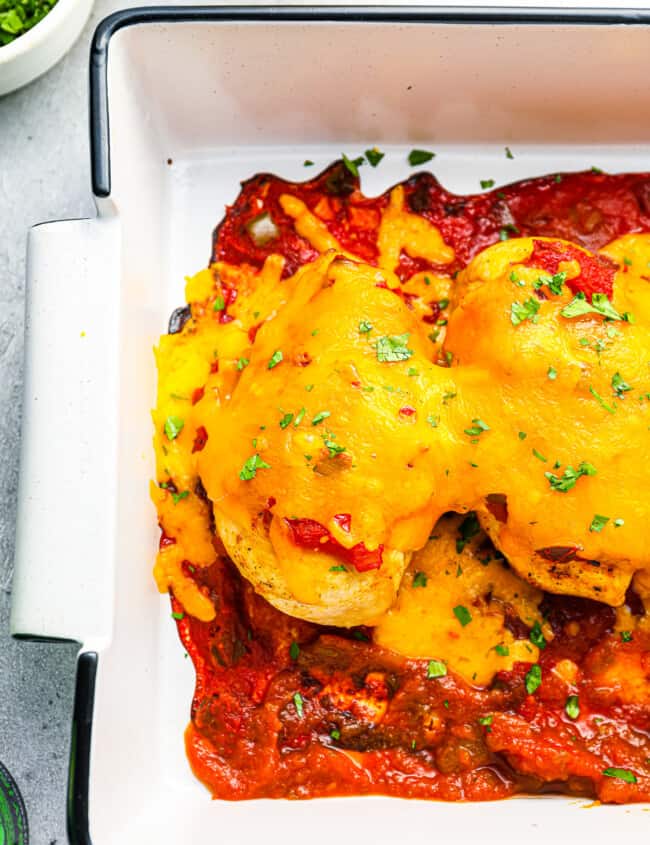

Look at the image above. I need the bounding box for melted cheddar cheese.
[153,194,650,671]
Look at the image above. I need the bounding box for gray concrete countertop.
[1,1,646,842]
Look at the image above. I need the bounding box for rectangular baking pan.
[10,6,650,844]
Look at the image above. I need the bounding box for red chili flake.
[536,545,581,563]
[159,532,176,550]
[295,351,312,367]
[192,426,208,453]
[399,406,417,417]
[210,359,220,374]
[192,386,205,405]
[422,303,442,324]
[526,239,616,299]
[220,313,235,324]
[248,323,261,343]
[333,513,352,533]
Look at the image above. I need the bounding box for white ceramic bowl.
[0,0,93,96]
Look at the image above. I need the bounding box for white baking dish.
[10,6,650,843]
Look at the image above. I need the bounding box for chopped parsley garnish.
[408,149,435,166]
[303,160,314,166]
[311,410,331,426]
[330,729,341,741]
[464,418,490,437]
[293,692,305,718]
[359,320,373,333]
[525,664,542,695]
[478,715,493,727]
[518,431,527,440]
[591,166,604,174]
[589,514,609,533]
[511,297,540,326]
[547,366,558,380]
[453,605,472,627]
[239,454,271,481]
[427,414,440,428]
[480,179,495,189]
[565,694,580,720]
[212,295,225,312]
[620,630,633,643]
[294,407,306,427]
[426,659,447,679]
[545,461,596,493]
[342,153,363,177]
[412,571,428,588]
[499,224,520,241]
[589,385,616,414]
[323,436,346,457]
[330,564,347,572]
[365,147,384,167]
[456,512,480,552]
[505,146,514,159]
[408,367,419,377]
[438,298,450,309]
[561,291,626,322]
[495,644,510,656]
[602,767,637,784]
[289,642,300,660]
[172,490,189,505]
[535,271,566,295]
[171,611,184,620]
[237,356,249,371]
[305,384,314,392]
[267,349,284,369]
[532,448,547,463]
[612,372,632,397]
[279,412,294,429]
[529,620,547,649]
[375,333,414,363]
[164,415,184,440]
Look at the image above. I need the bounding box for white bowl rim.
[0,0,82,64]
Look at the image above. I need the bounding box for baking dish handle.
[11,217,120,648]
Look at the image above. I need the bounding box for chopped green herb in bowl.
[0,1,58,47]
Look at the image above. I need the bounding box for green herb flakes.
[612,372,632,397]
[311,410,331,426]
[342,153,363,178]
[529,620,547,649]
[330,729,341,741]
[547,366,558,380]
[359,320,373,333]
[408,149,435,166]
[426,659,447,679]
[561,291,626,322]
[213,295,225,312]
[456,512,480,553]
[267,349,284,369]
[279,412,294,429]
[164,415,184,440]
[602,767,637,784]
[545,461,596,493]
[237,356,249,371]
[172,490,189,505]
[620,630,633,643]
[505,146,514,159]
[565,694,580,720]
[293,692,305,718]
[495,644,510,657]
[171,611,185,621]
[289,641,300,660]
[413,571,428,588]
[427,414,440,428]
[365,147,385,167]
[511,297,540,326]
[375,333,414,363]
[589,514,609,533]
[239,454,271,481]
[589,385,616,414]
[453,605,472,627]
[525,664,542,695]
[480,179,495,189]
[294,407,306,427]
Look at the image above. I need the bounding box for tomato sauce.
[176,163,650,802]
